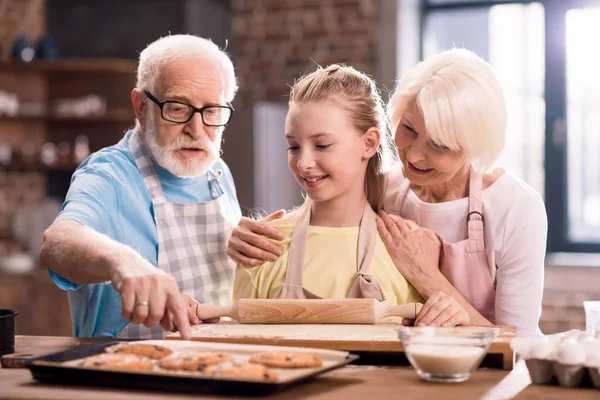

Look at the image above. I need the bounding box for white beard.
[143,108,221,178]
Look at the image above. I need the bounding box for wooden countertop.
[1,336,598,400]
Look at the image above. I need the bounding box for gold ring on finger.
[135,300,149,306]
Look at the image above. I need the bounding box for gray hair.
[136,34,238,102]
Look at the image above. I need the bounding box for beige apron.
[280,201,386,301]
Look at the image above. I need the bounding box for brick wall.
[231,0,380,107]
[0,0,46,61]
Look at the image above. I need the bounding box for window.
[426,0,515,4]
[565,8,600,243]
[422,0,600,252]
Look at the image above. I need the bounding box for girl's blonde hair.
[288,64,397,212]
[387,48,507,172]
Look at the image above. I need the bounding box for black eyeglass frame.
[144,90,234,126]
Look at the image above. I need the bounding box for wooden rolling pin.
[195,298,423,324]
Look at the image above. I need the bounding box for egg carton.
[511,329,600,390]
[525,358,599,389]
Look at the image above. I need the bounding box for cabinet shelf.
[0,58,136,201]
[0,160,79,172]
[0,109,134,124]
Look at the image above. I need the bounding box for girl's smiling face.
[285,100,374,206]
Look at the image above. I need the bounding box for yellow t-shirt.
[233,216,423,306]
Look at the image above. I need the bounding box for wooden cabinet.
[0,59,137,169]
[0,59,137,252]
[0,60,137,335]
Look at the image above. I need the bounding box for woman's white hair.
[136,34,238,102]
[387,48,507,172]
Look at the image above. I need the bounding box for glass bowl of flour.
[398,326,500,383]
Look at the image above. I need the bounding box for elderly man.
[40,35,242,340]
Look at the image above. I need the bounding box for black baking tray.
[25,341,359,395]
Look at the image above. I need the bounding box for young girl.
[233,64,422,306]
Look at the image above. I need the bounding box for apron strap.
[347,204,385,301]
[284,203,311,287]
[466,168,485,251]
[128,130,168,205]
[356,205,377,275]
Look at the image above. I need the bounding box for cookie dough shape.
[158,352,233,372]
[105,343,174,360]
[78,353,154,372]
[204,362,279,382]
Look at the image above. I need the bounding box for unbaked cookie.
[158,352,233,372]
[249,351,323,368]
[105,343,173,360]
[204,362,278,382]
[78,353,154,371]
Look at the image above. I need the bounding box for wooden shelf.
[0,232,13,241]
[0,59,138,74]
[0,109,134,124]
[0,58,136,200]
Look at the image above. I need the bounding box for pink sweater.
[386,168,547,337]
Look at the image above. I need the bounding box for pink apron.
[384,169,496,322]
[280,201,386,301]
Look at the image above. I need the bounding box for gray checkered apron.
[116,130,241,339]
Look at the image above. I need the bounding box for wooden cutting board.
[166,322,516,370]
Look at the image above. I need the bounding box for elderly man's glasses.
[144,90,234,126]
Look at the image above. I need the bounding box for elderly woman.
[228,49,547,337]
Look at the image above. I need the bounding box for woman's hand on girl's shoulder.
[226,210,286,266]
[376,210,442,284]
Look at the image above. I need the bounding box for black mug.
[0,309,18,355]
